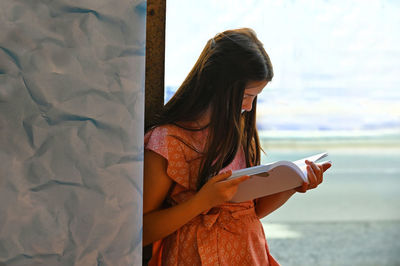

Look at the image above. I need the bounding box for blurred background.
[165,0,400,265]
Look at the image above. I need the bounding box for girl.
[144,28,331,265]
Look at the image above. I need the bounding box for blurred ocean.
[259,136,400,266]
[260,136,400,222]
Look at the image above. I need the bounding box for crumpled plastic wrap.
[0,0,145,265]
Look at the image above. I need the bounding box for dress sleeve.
[144,126,190,189]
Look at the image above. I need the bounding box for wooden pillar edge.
[145,0,166,130]
[143,0,166,264]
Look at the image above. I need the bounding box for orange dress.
[145,124,279,266]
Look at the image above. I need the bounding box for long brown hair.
[147,28,274,190]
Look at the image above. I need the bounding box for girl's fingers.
[302,182,308,192]
[299,160,331,193]
[307,165,318,189]
[310,162,320,175]
[295,181,308,193]
[226,175,250,186]
[322,162,332,172]
[307,160,331,173]
[310,162,323,184]
[298,182,308,193]
[210,170,232,183]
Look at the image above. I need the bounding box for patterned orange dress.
[145,124,279,266]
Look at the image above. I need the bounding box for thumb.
[227,175,250,186]
[322,162,332,172]
[209,170,232,183]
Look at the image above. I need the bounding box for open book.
[227,152,331,202]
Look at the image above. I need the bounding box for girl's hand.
[296,160,332,193]
[195,170,250,210]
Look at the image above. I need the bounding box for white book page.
[228,152,330,202]
[230,152,328,180]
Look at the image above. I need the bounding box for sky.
[165,0,400,135]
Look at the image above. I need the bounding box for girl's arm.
[255,160,332,219]
[254,189,296,219]
[143,150,249,246]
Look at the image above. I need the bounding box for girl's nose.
[242,101,253,112]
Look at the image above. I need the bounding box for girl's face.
[241,80,268,112]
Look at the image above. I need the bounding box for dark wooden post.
[145,0,166,130]
[143,0,166,264]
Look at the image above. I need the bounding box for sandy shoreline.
[263,220,400,266]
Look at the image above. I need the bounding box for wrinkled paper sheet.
[0,0,145,265]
